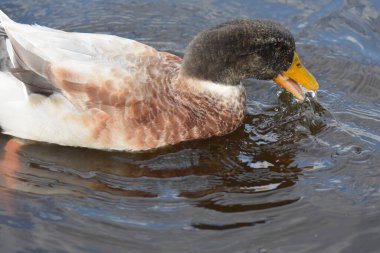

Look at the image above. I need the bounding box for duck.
[0,10,319,151]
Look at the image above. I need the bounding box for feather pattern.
[0,10,246,151]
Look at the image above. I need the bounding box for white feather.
[0,72,27,102]
[196,79,243,98]
[0,10,12,23]
[0,10,150,81]
[5,39,17,67]
[0,73,94,147]
[0,11,157,150]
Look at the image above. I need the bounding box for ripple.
[0,0,380,252]
[192,219,267,230]
[196,197,299,213]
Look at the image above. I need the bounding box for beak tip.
[295,94,305,101]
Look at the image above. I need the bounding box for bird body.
[0,11,246,151]
[0,11,318,151]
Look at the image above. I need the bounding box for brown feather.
[43,50,245,150]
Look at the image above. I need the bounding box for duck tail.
[0,10,12,23]
[0,10,18,67]
[0,10,11,37]
[0,72,28,136]
[0,72,26,103]
[0,12,25,104]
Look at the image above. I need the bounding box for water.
[0,0,379,252]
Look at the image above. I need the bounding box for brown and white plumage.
[0,10,246,151]
[0,10,319,151]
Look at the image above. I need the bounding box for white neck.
[177,74,245,100]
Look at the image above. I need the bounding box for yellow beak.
[273,52,319,101]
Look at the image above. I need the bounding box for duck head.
[182,19,318,100]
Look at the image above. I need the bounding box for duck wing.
[0,10,173,110]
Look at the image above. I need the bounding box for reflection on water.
[0,0,380,252]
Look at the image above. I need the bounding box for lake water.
[0,0,379,252]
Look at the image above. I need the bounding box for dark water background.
[0,0,380,252]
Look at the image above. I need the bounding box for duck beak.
[273,52,319,101]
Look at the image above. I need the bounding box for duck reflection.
[0,94,326,213]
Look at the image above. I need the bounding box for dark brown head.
[182,19,295,84]
[182,19,319,100]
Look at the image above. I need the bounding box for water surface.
[0,0,380,252]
